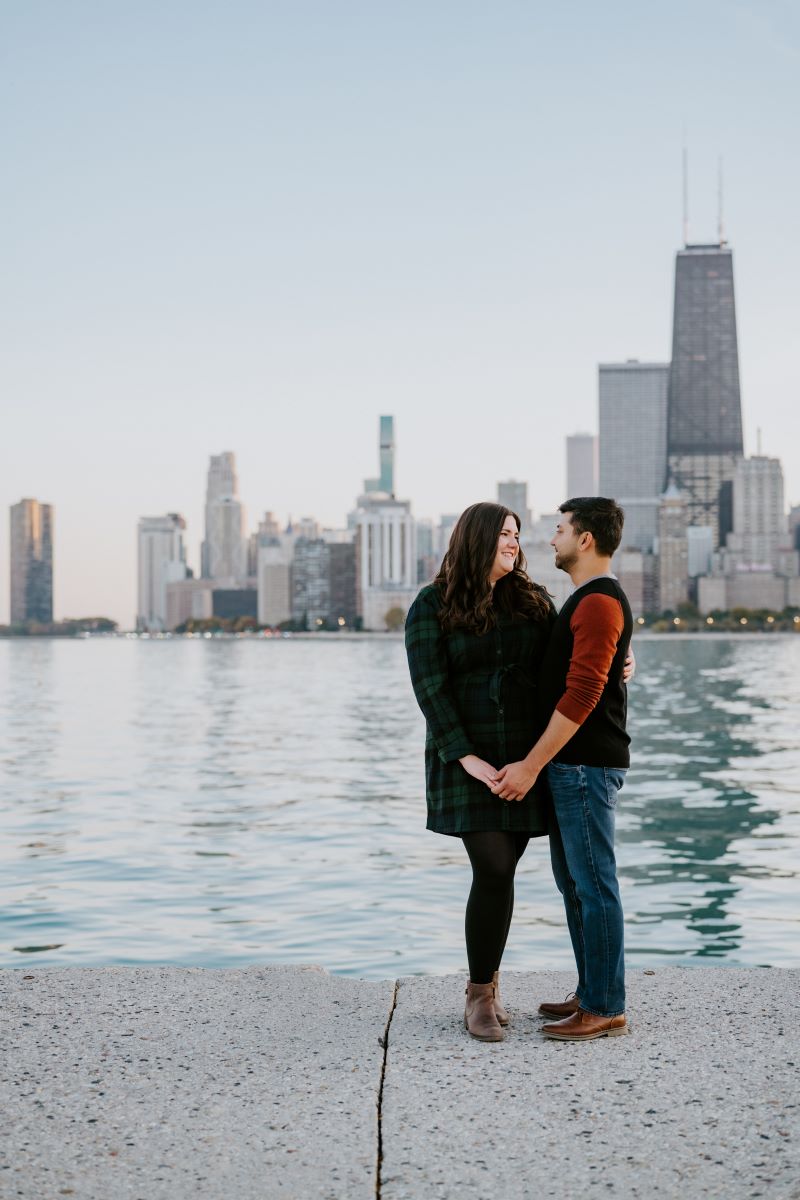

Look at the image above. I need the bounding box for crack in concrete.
[374,979,399,1199]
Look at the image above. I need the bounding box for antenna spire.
[718,156,726,245]
[682,134,689,246]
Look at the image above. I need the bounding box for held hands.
[490,760,539,802]
[623,647,636,684]
[458,754,500,788]
[458,753,539,802]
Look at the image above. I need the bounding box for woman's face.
[488,515,520,584]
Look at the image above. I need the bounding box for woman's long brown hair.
[434,502,552,634]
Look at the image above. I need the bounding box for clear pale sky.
[2,1,799,627]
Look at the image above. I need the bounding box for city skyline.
[3,2,799,626]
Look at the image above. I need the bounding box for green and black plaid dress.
[405,583,557,837]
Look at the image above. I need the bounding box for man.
[491,497,632,1041]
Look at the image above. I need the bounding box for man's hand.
[459,754,499,788]
[623,647,636,683]
[490,760,539,802]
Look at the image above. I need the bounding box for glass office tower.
[10,498,54,624]
[599,362,669,552]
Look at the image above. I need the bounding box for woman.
[404,502,556,1042]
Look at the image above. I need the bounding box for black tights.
[462,831,530,985]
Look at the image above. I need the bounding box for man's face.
[550,512,582,573]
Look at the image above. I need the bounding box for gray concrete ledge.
[2,967,799,1199]
[1,966,393,1200]
[382,968,800,1200]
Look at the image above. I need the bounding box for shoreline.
[1,628,798,641]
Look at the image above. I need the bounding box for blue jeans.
[547,762,627,1017]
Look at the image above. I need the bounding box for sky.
[2,0,799,627]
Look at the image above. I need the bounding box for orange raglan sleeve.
[555,593,625,725]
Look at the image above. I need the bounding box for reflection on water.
[0,635,798,978]
[620,638,793,964]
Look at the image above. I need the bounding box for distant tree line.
[0,617,119,637]
[173,615,367,634]
[639,604,800,632]
[4,607,796,638]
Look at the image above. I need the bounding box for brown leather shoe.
[541,1008,627,1041]
[538,992,580,1019]
[464,981,504,1042]
[492,971,509,1026]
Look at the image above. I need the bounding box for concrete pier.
[2,966,798,1199]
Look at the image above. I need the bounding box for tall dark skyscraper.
[666,243,744,543]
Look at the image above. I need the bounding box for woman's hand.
[490,761,539,801]
[623,646,636,684]
[459,754,499,788]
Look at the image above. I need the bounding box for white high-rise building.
[206,497,246,580]
[698,458,799,613]
[599,362,669,552]
[257,543,292,628]
[137,514,189,631]
[201,452,246,581]
[566,433,598,499]
[656,484,689,612]
[356,498,417,630]
[728,456,786,569]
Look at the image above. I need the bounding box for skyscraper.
[356,499,417,629]
[379,415,395,496]
[137,514,189,632]
[789,505,800,553]
[257,543,292,628]
[657,485,690,612]
[10,499,53,624]
[355,414,416,628]
[722,456,787,571]
[201,452,246,581]
[363,415,395,496]
[598,362,669,552]
[666,243,744,543]
[497,481,532,530]
[566,434,598,499]
[328,542,357,627]
[416,517,436,584]
[292,538,331,628]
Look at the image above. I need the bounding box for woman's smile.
[489,520,521,583]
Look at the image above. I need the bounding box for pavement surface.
[1,965,393,1200]
[2,966,799,1199]
[382,968,800,1200]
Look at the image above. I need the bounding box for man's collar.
[572,572,617,593]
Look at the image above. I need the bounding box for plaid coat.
[405,583,556,837]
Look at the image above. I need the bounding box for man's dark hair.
[559,497,625,557]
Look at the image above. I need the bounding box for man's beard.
[554,550,578,573]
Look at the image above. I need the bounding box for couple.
[405,497,632,1043]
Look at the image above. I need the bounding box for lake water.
[1,635,798,978]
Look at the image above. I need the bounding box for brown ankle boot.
[464,981,504,1042]
[492,971,509,1026]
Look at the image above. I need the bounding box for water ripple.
[0,635,798,976]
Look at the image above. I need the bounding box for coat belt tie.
[466,664,537,708]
